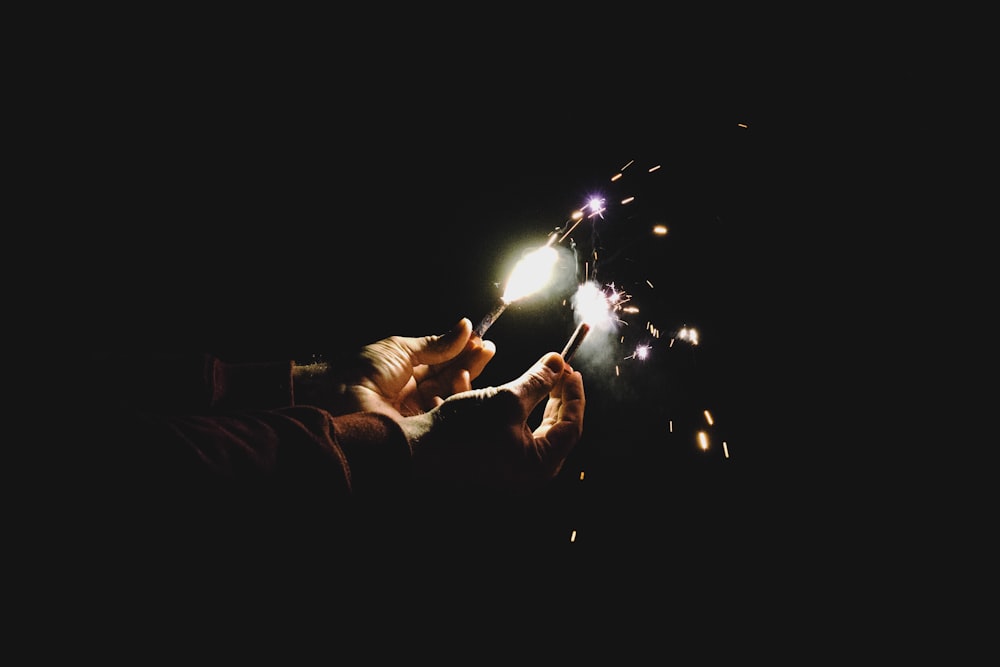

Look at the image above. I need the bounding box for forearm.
[291,361,352,414]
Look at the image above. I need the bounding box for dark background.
[47,56,815,579]
[21,19,954,655]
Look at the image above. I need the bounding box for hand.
[302,318,495,418]
[401,351,586,492]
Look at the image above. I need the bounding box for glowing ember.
[698,431,709,451]
[677,326,699,346]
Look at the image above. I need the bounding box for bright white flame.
[571,281,618,330]
[502,245,559,303]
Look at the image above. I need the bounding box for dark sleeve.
[60,406,415,595]
[88,353,295,413]
[99,406,413,510]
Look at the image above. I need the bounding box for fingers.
[405,318,474,365]
[503,352,566,417]
[461,337,495,381]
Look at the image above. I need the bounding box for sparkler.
[560,322,590,363]
[473,233,561,338]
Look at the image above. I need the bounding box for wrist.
[397,412,434,453]
[291,361,347,413]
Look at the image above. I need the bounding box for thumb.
[505,352,565,410]
[404,318,472,365]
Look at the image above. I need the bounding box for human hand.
[401,351,586,492]
[306,318,495,418]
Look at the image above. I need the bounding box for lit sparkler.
[473,236,561,338]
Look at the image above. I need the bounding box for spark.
[698,431,709,451]
[586,197,606,219]
[625,344,651,361]
[677,326,699,346]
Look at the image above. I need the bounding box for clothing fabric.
[59,353,416,555]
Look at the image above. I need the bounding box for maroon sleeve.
[91,353,294,413]
[110,406,412,504]
[73,352,418,553]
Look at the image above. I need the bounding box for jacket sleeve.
[91,353,296,413]
[74,353,416,537]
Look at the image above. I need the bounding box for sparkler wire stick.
[473,298,508,338]
[560,322,590,363]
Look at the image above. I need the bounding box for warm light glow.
[698,431,709,450]
[678,326,699,346]
[502,245,559,303]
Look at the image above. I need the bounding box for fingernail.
[543,353,564,374]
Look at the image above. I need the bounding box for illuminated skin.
[324,318,586,491]
[333,318,496,417]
